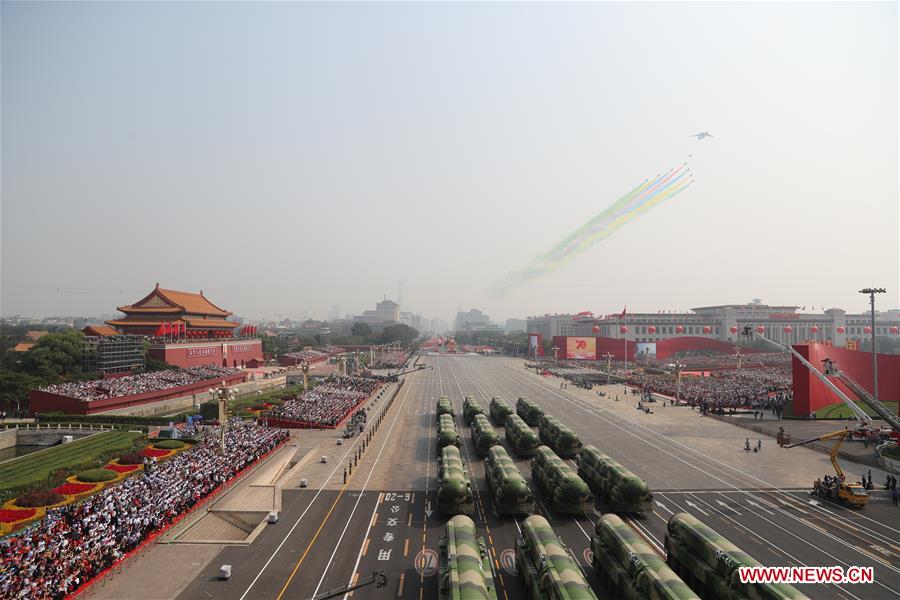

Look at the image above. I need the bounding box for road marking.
[499,549,516,574]
[397,573,405,596]
[415,548,439,577]
[654,501,673,515]
[407,513,413,526]
[404,538,410,557]
[362,538,370,556]
[304,378,414,600]
[746,499,774,515]
[716,498,741,515]
[371,512,379,527]
[684,500,709,516]
[237,386,390,600]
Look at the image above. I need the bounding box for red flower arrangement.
[0,508,37,523]
[104,463,141,473]
[53,483,97,495]
[142,448,173,458]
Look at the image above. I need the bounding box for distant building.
[376,299,400,323]
[529,302,900,349]
[526,314,575,340]
[505,319,527,333]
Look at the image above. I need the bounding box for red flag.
[155,323,164,337]
[619,306,627,319]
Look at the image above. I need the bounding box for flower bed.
[76,468,118,483]
[142,447,174,459]
[104,463,141,474]
[0,508,37,524]
[53,483,98,496]
[14,490,66,508]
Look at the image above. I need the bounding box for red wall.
[149,340,263,368]
[592,336,762,361]
[791,343,900,416]
[29,372,247,416]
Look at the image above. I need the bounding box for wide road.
[178,355,900,600]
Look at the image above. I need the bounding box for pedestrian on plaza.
[757,439,762,451]
[893,487,899,507]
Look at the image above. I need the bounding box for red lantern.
[756,326,765,333]
[591,325,600,334]
[675,325,684,334]
[620,326,629,333]
[891,326,899,334]
[864,326,872,334]
[809,326,819,334]
[783,326,792,333]
[702,326,712,334]
[648,326,657,334]
[730,326,738,334]
[836,326,845,334]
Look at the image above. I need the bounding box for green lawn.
[815,401,899,419]
[0,430,144,494]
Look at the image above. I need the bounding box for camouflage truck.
[484,445,534,516]
[505,414,541,457]
[489,397,515,426]
[463,396,485,425]
[516,396,545,426]
[592,513,699,600]
[531,445,594,515]
[666,512,810,600]
[437,413,461,450]
[516,514,598,599]
[471,414,502,457]
[578,444,653,514]
[437,396,455,421]
[538,415,583,458]
[436,445,474,515]
[439,515,499,600]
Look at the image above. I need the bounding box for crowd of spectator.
[38,366,242,401]
[0,422,289,599]
[371,350,408,369]
[267,376,380,427]
[628,366,792,414]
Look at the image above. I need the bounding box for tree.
[0,370,43,412]
[351,322,373,338]
[20,330,84,379]
[377,324,419,346]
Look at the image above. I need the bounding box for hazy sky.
[2,1,898,325]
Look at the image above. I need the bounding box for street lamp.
[859,287,886,401]
[601,352,614,385]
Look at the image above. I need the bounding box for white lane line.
[332,378,415,599]
[238,384,395,600]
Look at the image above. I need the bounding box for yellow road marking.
[371,512,379,527]
[275,376,413,600]
[378,492,384,504]
[408,513,413,526]
[348,573,360,597]
[397,573,405,596]
[404,538,410,557]
[362,538,370,556]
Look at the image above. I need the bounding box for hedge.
[77,469,118,483]
[15,490,66,508]
[37,412,196,426]
[153,439,185,450]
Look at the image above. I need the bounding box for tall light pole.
[601,352,614,385]
[859,287,886,401]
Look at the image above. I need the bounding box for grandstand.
[28,366,246,416]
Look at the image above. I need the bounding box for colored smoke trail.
[492,159,694,295]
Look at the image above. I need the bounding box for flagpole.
[623,313,628,374]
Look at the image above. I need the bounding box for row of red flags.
[153,323,258,337]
